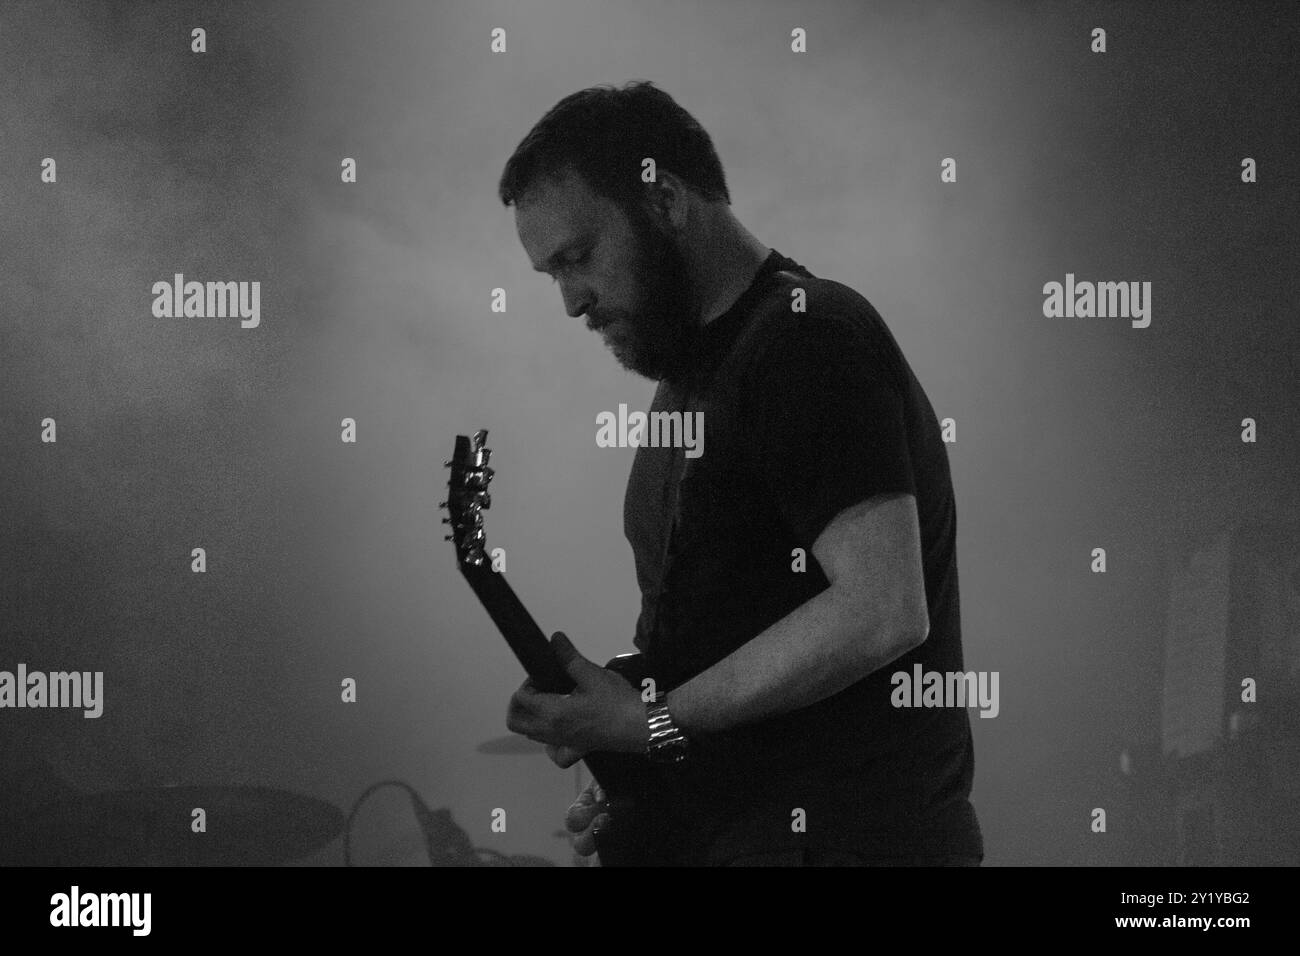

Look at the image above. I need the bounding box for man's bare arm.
[665,491,929,736]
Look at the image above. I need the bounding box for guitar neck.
[458,562,574,694]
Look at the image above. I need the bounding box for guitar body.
[443,431,686,866]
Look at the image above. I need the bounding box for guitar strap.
[646,267,807,668]
[645,385,690,666]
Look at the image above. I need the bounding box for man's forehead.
[515,170,612,260]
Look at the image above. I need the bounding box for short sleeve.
[747,313,916,548]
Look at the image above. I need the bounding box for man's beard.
[590,204,701,384]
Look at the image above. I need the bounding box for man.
[501,81,983,866]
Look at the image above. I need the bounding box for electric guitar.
[442,429,685,866]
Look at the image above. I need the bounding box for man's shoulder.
[756,264,880,322]
[739,266,905,388]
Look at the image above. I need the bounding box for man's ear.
[644,172,691,230]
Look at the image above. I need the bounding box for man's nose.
[559,280,591,319]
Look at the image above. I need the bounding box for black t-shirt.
[623,249,983,864]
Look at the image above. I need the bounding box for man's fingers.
[573,826,598,856]
[551,631,606,687]
[565,804,593,833]
[565,796,602,832]
[506,681,544,737]
[574,780,603,805]
[572,813,611,857]
[565,781,610,831]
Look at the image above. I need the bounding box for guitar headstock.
[441,429,494,567]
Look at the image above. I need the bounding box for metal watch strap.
[646,693,689,764]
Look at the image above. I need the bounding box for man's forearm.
[664,586,923,737]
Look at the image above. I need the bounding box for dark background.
[1,0,1297,865]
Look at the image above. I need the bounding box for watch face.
[650,738,689,764]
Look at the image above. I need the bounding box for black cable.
[344,779,513,866]
[344,780,422,867]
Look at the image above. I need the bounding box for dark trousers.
[720,848,982,866]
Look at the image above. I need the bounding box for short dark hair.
[498,80,731,209]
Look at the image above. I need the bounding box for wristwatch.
[646,692,690,764]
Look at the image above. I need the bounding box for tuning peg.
[443,534,453,541]
[480,493,491,509]
[441,517,451,524]
[437,500,447,508]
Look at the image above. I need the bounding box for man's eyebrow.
[532,236,591,272]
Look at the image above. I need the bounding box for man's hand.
[506,632,648,764]
[565,778,610,861]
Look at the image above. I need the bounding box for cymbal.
[476,734,547,755]
[0,785,345,866]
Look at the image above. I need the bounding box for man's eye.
[549,250,589,282]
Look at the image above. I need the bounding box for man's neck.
[690,211,771,327]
